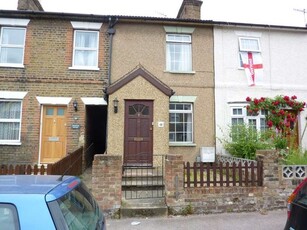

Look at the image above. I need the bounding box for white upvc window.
[0,100,22,144]
[238,37,261,67]
[166,34,192,72]
[169,103,193,143]
[72,30,99,69]
[230,105,267,131]
[0,27,26,67]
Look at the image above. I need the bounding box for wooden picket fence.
[0,147,83,176]
[184,161,263,188]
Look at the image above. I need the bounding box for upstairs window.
[0,27,26,67]
[169,103,193,143]
[166,34,192,72]
[0,100,22,144]
[238,37,261,67]
[72,30,99,69]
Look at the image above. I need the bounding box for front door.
[124,100,153,165]
[40,106,67,163]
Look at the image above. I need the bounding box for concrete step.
[121,198,168,218]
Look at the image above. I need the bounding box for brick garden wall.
[92,150,299,217]
[165,150,298,215]
[92,154,122,216]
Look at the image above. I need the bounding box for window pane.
[0,122,20,140]
[241,39,259,50]
[0,47,23,64]
[233,108,242,115]
[46,108,54,116]
[2,28,25,45]
[0,101,21,119]
[0,204,20,230]
[75,31,98,48]
[74,50,97,66]
[232,118,244,125]
[57,108,65,116]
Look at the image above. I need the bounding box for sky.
[1,0,307,27]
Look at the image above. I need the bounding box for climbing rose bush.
[246,95,305,135]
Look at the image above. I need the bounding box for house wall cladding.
[0,17,110,164]
[110,22,215,162]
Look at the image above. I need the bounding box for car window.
[296,182,307,206]
[56,183,103,230]
[0,204,20,230]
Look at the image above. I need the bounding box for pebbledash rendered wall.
[92,150,300,217]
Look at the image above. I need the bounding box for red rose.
[291,95,297,100]
[267,120,273,128]
[246,97,251,102]
[283,96,290,101]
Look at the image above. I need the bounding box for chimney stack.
[18,0,44,11]
[177,0,203,20]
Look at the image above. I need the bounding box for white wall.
[214,25,307,154]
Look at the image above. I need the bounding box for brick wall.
[165,150,297,215]
[177,0,203,20]
[92,154,122,216]
[0,17,109,164]
[18,0,44,11]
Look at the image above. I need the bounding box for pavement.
[106,209,287,230]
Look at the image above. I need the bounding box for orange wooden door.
[40,106,67,163]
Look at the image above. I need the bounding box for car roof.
[0,175,77,195]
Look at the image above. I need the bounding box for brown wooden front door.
[40,106,67,163]
[124,100,153,165]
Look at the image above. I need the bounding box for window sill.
[0,64,24,68]
[69,66,100,71]
[169,143,196,147]
[0,142,22,146]
[164,70,195,74]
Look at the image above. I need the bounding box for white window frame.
[71,30,99,70]
[230,104,267,132]
[239,37,261,52]
[0,99,23,145]
[166,34,192,73]
[169,102,194,145]
[238,37,261,68]
[0,27,26,68]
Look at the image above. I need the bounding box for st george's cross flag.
[240,52,264,86]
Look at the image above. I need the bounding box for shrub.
[223,124,273,160]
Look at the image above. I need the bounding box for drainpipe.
[107,17,118,85]
[105,17,118,152]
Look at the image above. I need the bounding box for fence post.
[165,154,185,208]
[92,154,122,217]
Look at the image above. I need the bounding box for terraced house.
[0,0,216,167]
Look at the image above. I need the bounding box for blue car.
[0,175,106,230]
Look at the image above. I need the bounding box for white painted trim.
[170,95,197,103]
[0,18,30,26]
[164,26,195,34]
[70,21,102,30]
[235,30,262,37]
[38,104,43,164]
[69,66,100,71]
[36,96,72,105]
[81,97,107,105]
[0,91,28,99]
